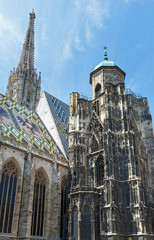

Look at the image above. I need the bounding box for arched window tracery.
[0,160,18,233]
[91,135,99,153]
[95,155,104,186]
[31,169,46,236]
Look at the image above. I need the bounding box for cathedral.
[0,10,154,240]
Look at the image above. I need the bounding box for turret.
[90,47,125,100]
[68,48,154,240]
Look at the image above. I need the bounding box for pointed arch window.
[60,175,68,239]
[31,170,46,236]
[95,155,104,186]
[91,135,99,153]
[0,161,18,233]
[95,83,101,98]
[27,90,32,103]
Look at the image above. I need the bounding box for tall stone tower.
[6,10,41,110]
[68,49,154,240]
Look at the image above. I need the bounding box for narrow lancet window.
[0,161,18,233]
[95,83,101,98]
[31,170,46,236]
[95,155,104,186]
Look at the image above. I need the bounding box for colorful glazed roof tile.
[0,93,63,157]
[44,91,69,157]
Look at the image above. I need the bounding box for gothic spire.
[6,10,41,111]
[17,9,35,70]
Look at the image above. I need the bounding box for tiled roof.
[44,92,69,157]
[0,94,63,157]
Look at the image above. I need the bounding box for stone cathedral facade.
[0,10,154,240]
[0,11,69,240]
[68,52,154,240]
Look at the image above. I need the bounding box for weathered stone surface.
[6,11,41,111]
[0,10,69,240]
[0,137,68,240]
[68,65,154,240]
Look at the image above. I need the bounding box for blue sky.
[0,0,154,122]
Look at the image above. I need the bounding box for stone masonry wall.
[0,141,68,240]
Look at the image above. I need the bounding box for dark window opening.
[31,170,46,236]
[0,161,17,233]
[91,135,99,153]
[27,90,32,103]
[96,100,99,115]
[95,155,104,186]
[95,83,101,98]
[93,100,100,115]
[60,177,69,239]
[152,218,154,234]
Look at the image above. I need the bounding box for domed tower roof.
[90,47,125,84]
[94,47,116,70]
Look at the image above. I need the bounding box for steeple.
[6,10,41,111]
[17,10,35,70]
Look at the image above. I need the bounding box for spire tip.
[30,9,35,19]
[104,46,108,61]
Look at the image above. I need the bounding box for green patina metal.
[94,47,116,70]
[94,60,116,70]
[104,49,108,61]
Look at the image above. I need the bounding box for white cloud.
[85,21,94,44]
[86,0,110,28]
[0,13,24,62]
[74,37,84,52]
[54,31,74,73]
[62,40,72,61]
[0,14,22,42]
[74,0,110,45]
[74,0,81,8]
[41,22,48,44]
[126,77,137,92]
[53,0,111,73]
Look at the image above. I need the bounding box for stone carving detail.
[6,11,41,110]
[69,65,154,239]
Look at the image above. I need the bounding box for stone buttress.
[68,50,154,240]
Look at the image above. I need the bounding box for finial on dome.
[104,46,108,61]
[32,8,34,13]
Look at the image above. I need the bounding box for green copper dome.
[94,47,116,70]
[94,60,116,70]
